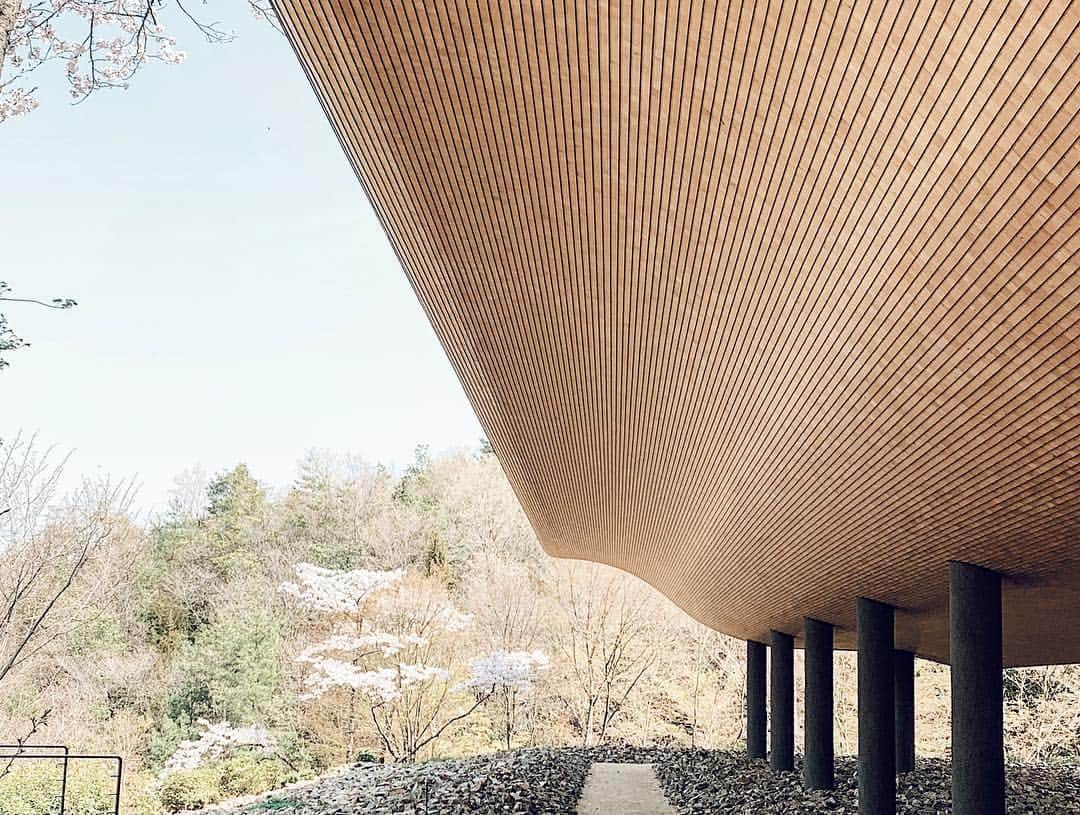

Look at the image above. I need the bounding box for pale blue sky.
[1,11,483,515]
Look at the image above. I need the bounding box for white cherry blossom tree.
[280,562,405,615]
[282,563,544,762]
[460,650,549,750]
[159,719,277,779]
[0,0,277,121]
[282,563,481,763]
[280,562,405,763]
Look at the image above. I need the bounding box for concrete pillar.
[746,640,767,760]
[770,630,794,772]
[893,650,915,774]
[803,618,834,789]
[857,598,895,815]
[950,562,1005,815]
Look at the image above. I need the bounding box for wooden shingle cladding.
[275,0,1080,666]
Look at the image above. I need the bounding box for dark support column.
[804,618,834,789]
[894,650,915,774]
[770,630,794,772]
[746,640,767,760]
[950,562,1005,815]
[858,598,895,815]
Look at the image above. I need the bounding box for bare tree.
[462,557,545,749]
[689,627,711,748]
[1004,665,1080,762]
[0,432,133,767]
[464,555,540,651]
[550,563,657,746]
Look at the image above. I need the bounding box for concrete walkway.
[576,763,675,815]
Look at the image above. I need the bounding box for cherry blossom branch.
[1,0,281,120]
[173,0,232,43]
[0,296,73,308]
[0,709,50,780]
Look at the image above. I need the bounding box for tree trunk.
[345,687,358,764]
[504,693,512,751]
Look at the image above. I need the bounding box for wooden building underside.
[274,0,1080,666]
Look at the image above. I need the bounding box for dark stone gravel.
[237,747,593,814]
[232,746,1080,815]
[649,749,1080,815]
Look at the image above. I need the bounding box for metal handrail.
[0,744,72,807]
[0,749,122,815]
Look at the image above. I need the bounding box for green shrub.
[0,762,115,815]
[217,755,293,798]
[0,763,56,815]
[157,755,297,812]
[119,774,163,815]
[157,766,218,812]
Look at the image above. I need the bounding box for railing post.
[59,746,69,815]
[114,756,123,815]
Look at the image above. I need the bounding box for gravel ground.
[220,746,1080,815]
[231,748,593,814]
[650,749,1080,815]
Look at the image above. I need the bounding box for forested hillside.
[1,434,1076,814]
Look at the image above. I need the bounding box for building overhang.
[274,0,1080,666]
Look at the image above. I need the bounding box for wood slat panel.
[274,0,1080,666]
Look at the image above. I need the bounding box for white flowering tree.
[459,650,548,750]
[279,562,405,616]
[279,562,404,763]
[0,0,277,121]
[282,563,494,763]
[159,719,277,780]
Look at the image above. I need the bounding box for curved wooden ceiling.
[275,0,1080,666]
